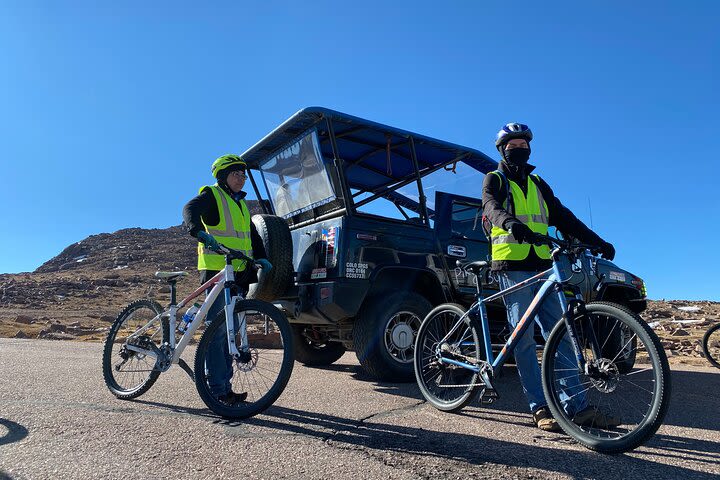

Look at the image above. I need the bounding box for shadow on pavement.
[243,405,719,479]
[355,363,720,432]
[0,418,28,447]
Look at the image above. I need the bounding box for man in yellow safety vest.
[482,123,617,431]
[182,154,272,406]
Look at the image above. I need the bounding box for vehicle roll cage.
[240,107,498,225]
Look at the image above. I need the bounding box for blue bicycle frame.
[438,249,587,376]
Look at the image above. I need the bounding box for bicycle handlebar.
[525,233,602,257]
[212,244,260,269]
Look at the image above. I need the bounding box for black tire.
[247,214,294,301]
[102,299,167,400]
[354,292,432,382]
[292,325,346,366]
[194,299,294,419]
[702,323,720,369]
[414,303,482,412]
[541,301,671,454]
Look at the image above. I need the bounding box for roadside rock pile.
[641,300,720,363]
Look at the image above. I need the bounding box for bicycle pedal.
[480,388,500,405]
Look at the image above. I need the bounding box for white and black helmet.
[495,123,533,152]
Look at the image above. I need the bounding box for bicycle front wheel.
[541,301,671,454]
[702,323,720,369]
[194,299,294,419]
[414,303,483,412]
[102,299,168,399]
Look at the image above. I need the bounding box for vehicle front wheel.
[292,325,346,366]
[353,292,432,382]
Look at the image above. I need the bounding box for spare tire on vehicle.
[247,214,294,301]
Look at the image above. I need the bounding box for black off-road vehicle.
[242,107,647,381]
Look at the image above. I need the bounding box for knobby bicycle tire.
[194,299,294,419]
[541,301,671,453]
[102,299,167,399]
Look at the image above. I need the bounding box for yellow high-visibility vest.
[489,172,551,261]
[197,185,253,271]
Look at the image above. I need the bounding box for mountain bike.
[102,244,294,419]
[702,322,720,369]
[414,233,670,454]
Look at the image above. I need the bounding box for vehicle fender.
[364,265,447,307]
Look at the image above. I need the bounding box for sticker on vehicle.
[311,268,327,279]
[346,262,369,279]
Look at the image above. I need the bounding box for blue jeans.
[204,292,237,396]
[497,271,587,414]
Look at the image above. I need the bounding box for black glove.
[507,221,533,244]
[598,241,615,261]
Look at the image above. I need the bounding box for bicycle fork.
[224,295,252,363]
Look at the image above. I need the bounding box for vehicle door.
[433,191,491,304]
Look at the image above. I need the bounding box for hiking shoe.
[572,407,622,428]
[218,390,248,406]
[532,407,561,432]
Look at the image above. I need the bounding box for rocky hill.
[1,206,719,367]
[0,201,263,341]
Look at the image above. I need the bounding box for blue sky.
[1,1,718,300]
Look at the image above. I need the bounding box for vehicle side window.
[451,202,486,241]
[352,183,427,225]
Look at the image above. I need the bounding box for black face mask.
[504,147,530,166]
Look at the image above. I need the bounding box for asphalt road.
[1,339,719,479]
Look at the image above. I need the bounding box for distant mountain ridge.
[0,200,263,320]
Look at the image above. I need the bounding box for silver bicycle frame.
[125,264,248,365]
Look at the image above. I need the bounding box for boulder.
[38,331,77,340]
[15,315,34,324]
[671,328,690,337]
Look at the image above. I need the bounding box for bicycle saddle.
[456,260,490,275]
[154,271,188,281]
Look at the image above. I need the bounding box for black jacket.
[481,160,604,272]
[182,185,267,285]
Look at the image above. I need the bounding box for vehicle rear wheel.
[292,325,346,366]
[354,292,432,382]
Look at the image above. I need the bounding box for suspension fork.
[558,288,601,372]
[222,265,247,359]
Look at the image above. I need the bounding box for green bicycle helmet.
[211,154,247,179]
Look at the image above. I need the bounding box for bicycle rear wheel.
[414,303,483,412]
[541,301,670,453]
[102,299,168,399]
[194,299,294,419]
[702,323,720,369]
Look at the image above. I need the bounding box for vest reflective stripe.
[490,173,551,261]
[197,185,253,271]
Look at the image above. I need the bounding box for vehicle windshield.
[259,130,336,218]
